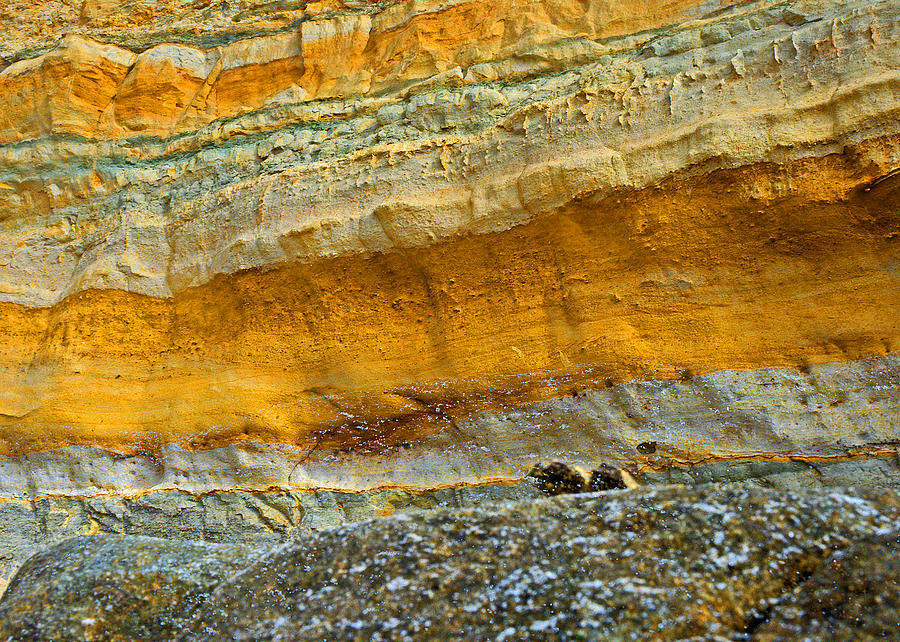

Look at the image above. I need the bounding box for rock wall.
[0,0,897,589]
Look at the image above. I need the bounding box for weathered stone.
[0,0,897,631]
[588,464,626,492]
[527,462,588,495]
[0,0,897,488]
[0,357,896,499]
[0,536,251,641]
[641,455,900,491]
[190,484,900,640]
[754,530,900,640]
[0,482,543,593]
[1,484,898,640]
[1,456,899,594]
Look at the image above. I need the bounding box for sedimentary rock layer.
[1,0,897,304]
[0,356,897,497]
[0,0,897,525]
[1,454,898,595]
[1,0,782,143]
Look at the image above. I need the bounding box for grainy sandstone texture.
[0,0,897,610]
[755,528,900,639]
[1,0,898,457]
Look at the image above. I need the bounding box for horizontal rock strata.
[0,356,897,497]
[0,481,544,592]
[0,0,897,601]
[2,454,899,594]
[1,0,898,459]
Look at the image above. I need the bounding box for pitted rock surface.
[0,536,252,641]
[1,483,898,640]
[754,530,900,640]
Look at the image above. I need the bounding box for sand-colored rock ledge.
[0,152,897,454]
[0,356,895,497]
[0,0,897,305]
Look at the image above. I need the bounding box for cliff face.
[0,0,897,587]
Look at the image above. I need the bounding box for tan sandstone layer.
[0,0,896,508]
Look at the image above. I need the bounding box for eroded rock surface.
[0,484,898,640]
[1,455,899,595]
[0,0,897,467]
[755,530,900,640]
[0,481,544,592]
[0,0,897,624]
[0,536,251,641]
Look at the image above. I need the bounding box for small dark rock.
[527,462,586,495]
[637,441,658,454]
[589,463,627,491]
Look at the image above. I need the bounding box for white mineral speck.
[385,577,411,592]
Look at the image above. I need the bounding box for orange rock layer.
[1,145,897,456]
[0,0,747,142]
[0,0,897,478]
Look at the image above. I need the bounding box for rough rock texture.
[0,0,897,465]
[1,483,899,640]
[0,536,252,641]
[0,481,544,592]
[754,530,900,640]
[0,356,897,497]
[187,485,900,641]
[0,455,899,594]
[0,0,898,611]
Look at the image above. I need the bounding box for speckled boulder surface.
[754,530,900,640]
[188,484,900,641]
[1,483,898,641]
[0,536,252,641]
